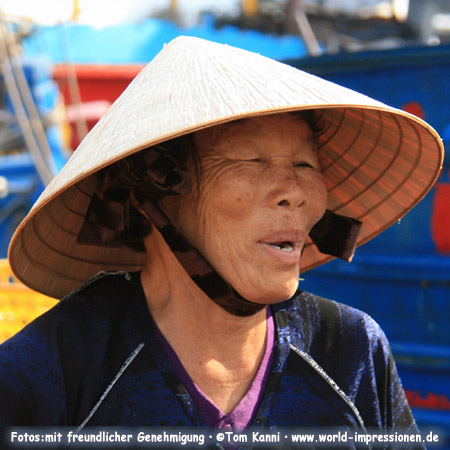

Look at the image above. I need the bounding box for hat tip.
[167,35,218,50]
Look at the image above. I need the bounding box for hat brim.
[8,36,444,299]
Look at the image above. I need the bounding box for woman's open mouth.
[258,231,305,263]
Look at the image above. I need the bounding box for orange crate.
[0,259,57,343]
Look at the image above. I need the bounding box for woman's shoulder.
[2,271,138,346]
[280,291,415,430]
[61,270,138,306]
[58,270,139,321]
[0,271,143,426]
[283,290,390,366]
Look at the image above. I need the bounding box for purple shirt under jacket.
[152,308,275,430]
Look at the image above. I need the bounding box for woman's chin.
[240,279,300,305]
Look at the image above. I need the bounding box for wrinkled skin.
[160,114,328,304]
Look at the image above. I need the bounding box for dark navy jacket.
[0,272,419,446]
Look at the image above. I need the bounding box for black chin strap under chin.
[136,193,267,316]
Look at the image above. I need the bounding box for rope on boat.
[0,10,56,185]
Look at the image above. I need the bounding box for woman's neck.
[140,229,269,413]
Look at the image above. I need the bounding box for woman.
[0,36,443,439]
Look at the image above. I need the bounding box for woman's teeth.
[271,242,294,252]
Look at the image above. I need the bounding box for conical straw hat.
[8,36,444,299]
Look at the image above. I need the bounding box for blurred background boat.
[0,0,449,433]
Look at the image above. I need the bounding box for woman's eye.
[240,158,263,164]
[294,162,314,168]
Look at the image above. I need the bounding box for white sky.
[0,0,416,27]
[1,0,241,27]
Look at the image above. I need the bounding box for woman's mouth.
[258,231,305,263]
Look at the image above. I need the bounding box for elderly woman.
[0,37,443,438]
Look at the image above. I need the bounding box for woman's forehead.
[195,114,313,153]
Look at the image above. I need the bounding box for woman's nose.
[265,166,306,210]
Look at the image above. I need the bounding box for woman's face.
[161,115,328,304]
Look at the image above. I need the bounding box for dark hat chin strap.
[77,147,362,316]
[135,192,266,316]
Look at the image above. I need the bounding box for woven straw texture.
[8,36,444,299]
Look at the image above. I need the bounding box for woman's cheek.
[307,173,328,225]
